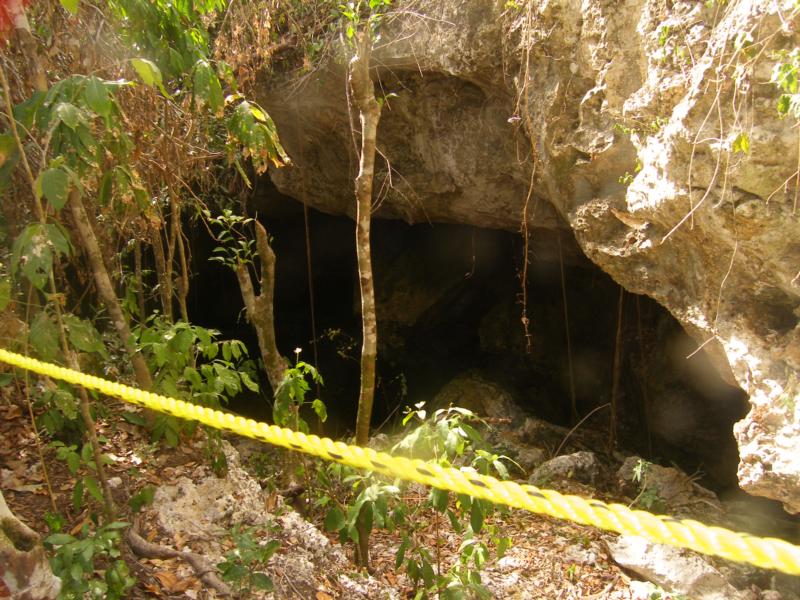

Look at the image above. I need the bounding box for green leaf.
[84,77,111,117]
[131,58,161,87]
[63,314,109,359]
[324,507,345,532]
[470,499,484,533]
[59,0,79,14]
[84,476,104,503]
[97,170,113,205]
[240,371,259,392]
[13,91,45,132]
[312,399,327,422]
[11,225,52,290]
[778,94,792,116]
[430,487,449,513]
[0,373,13,387]
[121,411,147,426]
[40,168,70,210]
[131,58,169,97]
[45,223,72,257]
[45,533,76,546]
[29,311,59,362]
[251,573,274,591]
[732,132,750,154]
[193,60,223,114]
[53,102,81,129]
[395,537,408,569]
[72,478,84,510]
[129,487,155,513]
[0,279,11,311]
[65,450,79,474]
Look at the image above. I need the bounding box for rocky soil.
[3,380,797,599]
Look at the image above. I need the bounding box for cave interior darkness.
[187,179,752,498]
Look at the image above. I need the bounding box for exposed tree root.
[126,522,232,597]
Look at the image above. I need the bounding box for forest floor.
[1,390,795,600]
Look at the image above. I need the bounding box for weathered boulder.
[257,0,800,509]
[430,370,526,422]
[149,441,397,599]
[607,536,752,600]
[617,455,721,512]
[530,451,600,486]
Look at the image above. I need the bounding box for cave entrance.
[188,183,749,494]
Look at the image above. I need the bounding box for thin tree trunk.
[134,239,146,322]
[7,0,47,92]
[235,221,287,393]
[166,198,178,317]
[150,225,172,320]
[68,190,153,391]
[350,32,380,450]
[170,198,190,322]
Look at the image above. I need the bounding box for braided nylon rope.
[1,347,798,574]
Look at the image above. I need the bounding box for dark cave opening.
[187,180,751,496]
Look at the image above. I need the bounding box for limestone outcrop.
[257,1,800,511]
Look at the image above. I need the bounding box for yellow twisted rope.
[1,347,798,575]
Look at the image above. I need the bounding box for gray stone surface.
[608,536,753,600]
[530,451,600,486]
[257,0,800,511]
[430,370,526,422]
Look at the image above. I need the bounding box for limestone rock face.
[257,1,800,510]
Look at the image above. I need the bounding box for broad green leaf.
[63,314,109,359]
[131,58,169,96]
[40,168,70,210]
[129,487,155,513]
[131,58,161,87]
[59,0,79,14]
[0,279,11,311]
[12,91,46,132]
[72,478,84,511]
[66,450,80,474]
[29,311,59,362]
[0,134,19,192]
[470,498,484,533]
[45,223,72,257]
[732,132,750,154]
[312,398,327,422]
[84,476,104,503]
[0,134,17,167]
[121,411,147,426]
[12,222,73,289]
[169,327,195,354]
[97,170,113,205]
[193,60,223,114]
[53,102,80,129]
[324,507,345,532]
[84,77,111,117]
[45,533,76,546]
[778,94,792,116]
[430,487,449,513]
[240,371,259,392]
[251,573,274,591]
